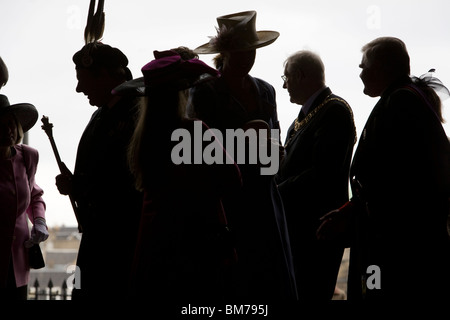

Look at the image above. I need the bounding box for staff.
[41,115,82,232]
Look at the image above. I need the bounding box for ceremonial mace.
[41,116,82,232]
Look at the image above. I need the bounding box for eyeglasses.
[281,75,287,82]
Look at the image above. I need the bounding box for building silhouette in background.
[29,226,80,299]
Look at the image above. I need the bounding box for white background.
[1,0,449,227]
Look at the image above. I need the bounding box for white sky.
[1,0,449,227]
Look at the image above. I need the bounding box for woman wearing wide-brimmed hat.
[0,94,48,300]
[187,11,297,300]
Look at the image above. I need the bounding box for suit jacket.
[348,78,450,300]
[0,144,45,288]
[276,87,356,299]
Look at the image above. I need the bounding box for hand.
[317,201,354,244]
[24,218,49,248]
[316,209,346,241]
[55,162,73,195]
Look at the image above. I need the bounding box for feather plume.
[412,68,450,100]
[84,0,105,44]
[209,25,250,52]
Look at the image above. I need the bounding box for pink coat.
[0,144,46,288]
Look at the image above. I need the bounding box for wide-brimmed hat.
[194,10,279,54]
[112,50,220,96]
[0,94,38,132]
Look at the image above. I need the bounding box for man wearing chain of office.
[276,50,356,301]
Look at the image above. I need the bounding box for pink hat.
[112,50,219,96]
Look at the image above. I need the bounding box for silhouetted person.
[55,42,142,300]
[0,94,48,300]
[116,50,241,301]
[188,11,297,300]
[318,37,450,302]
[276,50,356,300]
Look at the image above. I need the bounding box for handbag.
[29,243,45,269]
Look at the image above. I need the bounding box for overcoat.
[276,87,356,300]
[0,144,45,288]
[349,78,450,300]
[71,96,142,299]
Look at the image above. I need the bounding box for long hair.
[411,69,449,123]
[0,112,24,144]
[128,88,187,191]
[14,114,24,144]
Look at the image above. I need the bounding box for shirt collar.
[301,86,327,115]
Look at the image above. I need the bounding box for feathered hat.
[194,11,279,54]
[72,0,131,79]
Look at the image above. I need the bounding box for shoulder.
[15,144,39,178]
[189,78,224,110]
[383,81,425,106]
[112,96,140,116]
[323,93,354,119]
[251,77,277,110]
[387,86,429,119]
[389,86,422,104]
[253,77,275,95]
[311,93,356,138]
[191,77,222,94]
[19,144,39,162]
